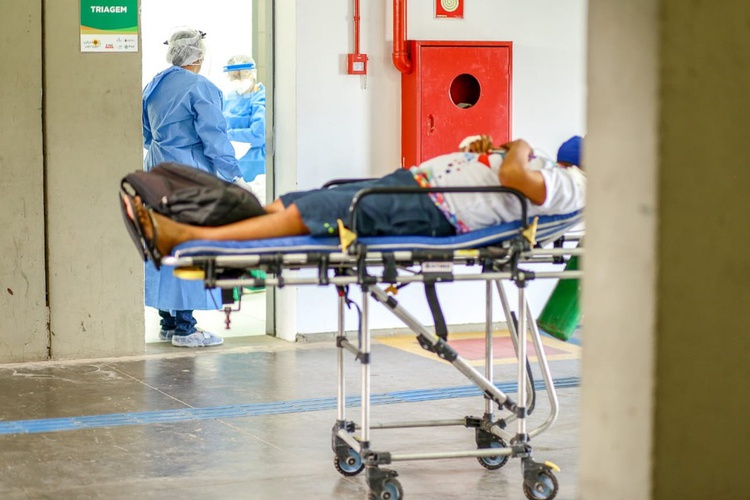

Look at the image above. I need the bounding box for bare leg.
[125,196,310,257]
[263,198,285,213]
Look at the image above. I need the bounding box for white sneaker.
[171,328,224,348]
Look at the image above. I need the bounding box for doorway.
[140,0,273,343]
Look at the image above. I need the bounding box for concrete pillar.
[0,2,48,361]
[43,0,144,359]
[581,0,750,497]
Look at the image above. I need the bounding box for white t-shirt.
[410,151,586,232]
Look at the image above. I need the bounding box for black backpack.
[121,162,265,226]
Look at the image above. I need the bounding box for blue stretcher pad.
[171,210,583,258]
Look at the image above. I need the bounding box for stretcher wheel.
[333,449,364,476]
[476,438,509,470]
[369,479,403,500]
[522,469,559,500]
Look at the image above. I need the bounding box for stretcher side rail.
[189,269,582,291]
[321,177,375,189]
[163,246,583,293]
[164,246,516,270]
[346,184,530,237]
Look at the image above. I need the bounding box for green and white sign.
[80,0,138,52]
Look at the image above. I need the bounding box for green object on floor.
[537,255,581,341]
[245,269,266,292]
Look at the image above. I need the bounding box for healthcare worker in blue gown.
[222,55,269,292]
[222,55,267,182]
[142,27,243,348]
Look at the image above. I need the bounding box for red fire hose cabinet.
[401,41,512,168]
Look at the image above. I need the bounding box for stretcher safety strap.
[423,283,448,348]
[339,285,364,353]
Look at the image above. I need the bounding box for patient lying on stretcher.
[121,136,586,261]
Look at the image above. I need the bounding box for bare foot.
[124,196,192,257]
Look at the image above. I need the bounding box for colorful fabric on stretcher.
[171,210,583,258]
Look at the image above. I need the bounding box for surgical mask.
[229,78,254,94]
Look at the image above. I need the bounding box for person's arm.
[142,101,152,150]
[497,139,547,205]
[192,81,242,181]
[226,91,266,148]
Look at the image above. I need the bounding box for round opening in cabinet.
[450,73,481,109]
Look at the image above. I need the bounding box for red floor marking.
[450,337,566,361]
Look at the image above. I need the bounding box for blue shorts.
[279,169,455,237]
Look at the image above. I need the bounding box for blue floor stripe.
[0,377,579,436]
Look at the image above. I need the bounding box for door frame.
[253,0,276,336]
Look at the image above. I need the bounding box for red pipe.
[354,0,360,54]
[392,0,412,74]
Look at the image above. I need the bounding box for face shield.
[224,62,257,94]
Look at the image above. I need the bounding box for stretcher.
[161,184,584,500]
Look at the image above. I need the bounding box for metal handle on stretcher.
[347,185,530,236]
[321,177,375,188]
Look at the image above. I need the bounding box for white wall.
[141,0,253,92]
[275,0,587,338]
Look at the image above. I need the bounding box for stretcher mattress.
[171,210,583,258]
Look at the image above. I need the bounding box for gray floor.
[0,333,581,500]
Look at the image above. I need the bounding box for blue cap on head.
[557,136,583,166]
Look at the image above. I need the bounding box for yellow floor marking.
[376,330,580,366]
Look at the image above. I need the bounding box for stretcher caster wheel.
[369,479,403,500]
[367,466,401,500]
[522,469,559,500]
[333,448,364,476]
[476,438,509,470]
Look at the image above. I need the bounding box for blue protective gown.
[143,66,241,181]
[223,83,267,182]
[142,66,242,311]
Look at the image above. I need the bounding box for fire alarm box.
[347,53,368,75]
[401,41,512,168]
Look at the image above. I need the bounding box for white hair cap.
[165,28,206,67]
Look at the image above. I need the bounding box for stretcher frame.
[162,184,583,500]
